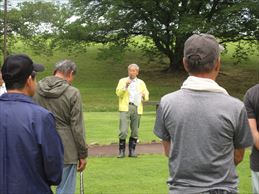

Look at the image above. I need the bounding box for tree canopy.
[0,1,70,60]
[1,0,259,70]
[63,0,259,70]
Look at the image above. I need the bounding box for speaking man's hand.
[126,79,131,88]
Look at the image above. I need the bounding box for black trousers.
[200,189,236,194]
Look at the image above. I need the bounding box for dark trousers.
[200,189,236,194]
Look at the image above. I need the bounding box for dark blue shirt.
[0,93,64,194]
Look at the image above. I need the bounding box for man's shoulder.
[222,94,244,108]
[65,86,82,103]
[65,85,80,94]
[204,92,245,112]
[161,90,183,101]
[118,77,128,82]
[246,84,259,95]
[17,101,55,122]
[31,102,54,117]
[137,78,146,84]
[204,91,244,108]
[161,89,244,107]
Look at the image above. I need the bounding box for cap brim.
[33,64,45,72]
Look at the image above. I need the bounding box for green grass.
[221,41,259,69]
[11,41,259,111]
[82,154,168,194]
[238,150,252,194]
[10,40,258,193]
[83,109,252,193]
[68,151,252,194]
[85,111,159,145]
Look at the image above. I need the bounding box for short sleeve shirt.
[154,89,252,193]
[244,84,259,171]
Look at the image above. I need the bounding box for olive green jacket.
[33,76,88,164]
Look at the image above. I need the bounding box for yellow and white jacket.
[116,77,149,114]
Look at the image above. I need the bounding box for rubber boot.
[128,137,137,157]
[117,139,126,158]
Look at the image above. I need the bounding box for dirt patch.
[88,142,164,157]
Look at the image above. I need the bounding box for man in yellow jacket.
[116,64,149,158]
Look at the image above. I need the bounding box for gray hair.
[128,64,139,71]
[54,60,77,75]
[184,56,218,74]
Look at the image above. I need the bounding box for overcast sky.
[1,0,69,8]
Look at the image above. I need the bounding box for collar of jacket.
[0,93,35,104]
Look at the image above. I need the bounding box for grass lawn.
[83,111,252,194]
[238,150,252,194]
[69,151,252,194]
[82,154,168,194]
[13,42,259,112]
[85,111,159,145]
[12,41,258,194]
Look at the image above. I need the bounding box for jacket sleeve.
[41,113,64,185]
[70,90,88,159]
[116,79,127,97]
[142,81,149,102]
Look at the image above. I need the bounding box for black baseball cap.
[1,54,44,83]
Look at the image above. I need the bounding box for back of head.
[1,54,44,90]
[54,60,77,76]
[184,33,223,74]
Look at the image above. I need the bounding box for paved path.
[88,142,164,157]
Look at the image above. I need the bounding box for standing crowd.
[0,33,259,194]
[0,56,87,194]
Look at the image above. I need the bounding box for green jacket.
[33,76,88,164]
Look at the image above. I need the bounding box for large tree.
[63,0,259,71]
[0,1,69,59]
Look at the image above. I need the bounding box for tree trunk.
[167,42,184,72]
[167,34,190,72]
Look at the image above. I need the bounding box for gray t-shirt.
[244,84,259,171]
[154,89,252,194]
